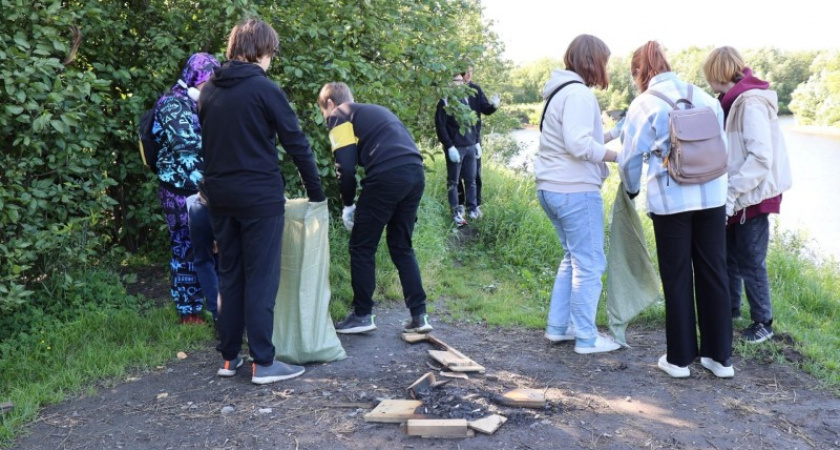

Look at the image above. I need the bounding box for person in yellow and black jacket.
[317,82,432,336]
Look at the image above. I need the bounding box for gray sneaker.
[217,355,244,377]
[335,311,376,334]
[251,361,305,385]
[403,313,433,333]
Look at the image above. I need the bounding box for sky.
[480,0,840,64]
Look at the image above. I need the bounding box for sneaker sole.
[545,332,575,343]
[658,360,691,378]
[700,358,735,378]
[742,332,774,344]
[574,344,621,354]
[217,359,244,377]
[404,325,433,333]
[251,367,306,385]
[335,324,377,334]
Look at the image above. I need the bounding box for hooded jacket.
[724,88,792,217]
[434,98,478,150]
[534,69,609,193]
[198,60,324,218]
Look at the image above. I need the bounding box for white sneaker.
[700,357,734,378]
[545,325,575,342]
[574,334,621,354]
[657,354,690,378]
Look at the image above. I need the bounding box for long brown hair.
[630,41,672,92]
[564,34,611,89]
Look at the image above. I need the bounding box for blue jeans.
[537,190,606,341]
[187,194,219,320]
[727,214,772,323]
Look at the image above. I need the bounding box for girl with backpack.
[618,41,734,379]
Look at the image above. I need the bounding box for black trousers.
[350,164,427,317]
[212,213,284,366]
[458,156,482,206]
[650,206,732,367]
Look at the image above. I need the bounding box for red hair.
[631,41,672,92]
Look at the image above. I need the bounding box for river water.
[506,117,840,261]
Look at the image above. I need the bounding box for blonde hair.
[703,46,746,85]
[564,34,611,89]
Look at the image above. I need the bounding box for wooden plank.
[440,371,470,381]
[407,372,436,399]
[468,414,507,434]
[428,350,485,373]
[405,419,474,438]
[492,388,545,408]
[363,399,422,423]
[401,332,430,343]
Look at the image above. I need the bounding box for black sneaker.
[403,314,433,333]
[335,311,376,334]
[741,321,774,344]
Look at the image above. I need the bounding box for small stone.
[177,352,188,359]
[258,408,272,414]
[221,406,235,414]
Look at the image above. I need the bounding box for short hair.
[630,41,672,92]
[564,34,611,89]
[318,82,354,109]
[225,18,279,63]
[703,46,746,85]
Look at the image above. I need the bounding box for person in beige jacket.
[703,46,792,344]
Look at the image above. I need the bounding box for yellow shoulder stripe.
[328,122,358,152]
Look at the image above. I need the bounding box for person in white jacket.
[535,34,620,355]
[703,46,793,344]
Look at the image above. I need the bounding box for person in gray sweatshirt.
[535,34,620,355]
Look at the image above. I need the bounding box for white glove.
[447,146,461,163]
[475,143,482,159]
[490,93,501,108]
[342,204,356,231]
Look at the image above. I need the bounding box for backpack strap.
[647,85,694,109]
[539,80,582,132]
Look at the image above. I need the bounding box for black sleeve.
[473,84,498,116]
[267,87,325,202]
[434,100,454,150]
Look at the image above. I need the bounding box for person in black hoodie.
[198,18,326,385]
[456,65,500,220]
[316,82,432,335]
[435,73,478,226]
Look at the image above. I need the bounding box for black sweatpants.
[350,164,427,317]
[650,206,732,367]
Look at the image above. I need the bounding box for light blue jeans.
[538,190,606,341]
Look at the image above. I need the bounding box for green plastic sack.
[606,184,661,345]
[273,199,346,364]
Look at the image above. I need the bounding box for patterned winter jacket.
[154,95,203,194]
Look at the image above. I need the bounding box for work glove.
[475,143,482,159]
[342,204,356,231]
[447,146,461,163]
[490,93,501,108]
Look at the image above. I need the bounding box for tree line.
[503,46,840,127]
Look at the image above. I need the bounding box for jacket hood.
[733,89,779,115]
[541,69,584,99]
[211,60,267,88]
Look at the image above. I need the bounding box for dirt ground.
[11,268,840,450]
